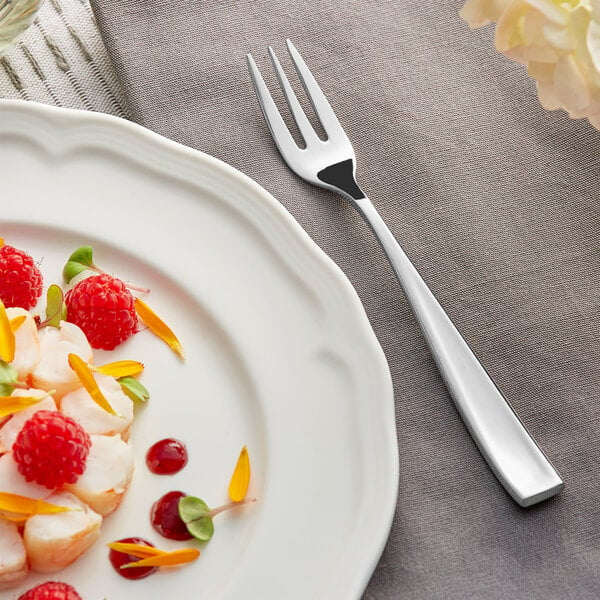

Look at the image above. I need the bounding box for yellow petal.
[0,511,28,524]
[135,298,184,359]
[0,300,16,363]
[68,353,119,416]
[228,445,251,502]
[107,542,164,559]
[95,360,145,378]
[120,548,200,569]
[0,492,71,516]
[0,395,43,418]
[9,315,26,333]
[0,238,4,247]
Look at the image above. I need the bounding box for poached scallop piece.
[60,373,134,439]
[0,453,49,499]
[66,434,135,517]
[23,491,102,573]
[6,307,40,380]
[0,389,57,453]
[30,321,93,400]
[0,520,28,590]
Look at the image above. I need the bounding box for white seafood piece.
[0,390,57,453]
[30,321,93,400]
[0,519,28,590]
[60,373,134,439]
[6,307,40,381]
[66,434,134,517]
[23,491,102,573]
[0,453,49,499]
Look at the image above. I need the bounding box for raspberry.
[0,244,43,310]
[65,273,138,350]
[17,581,82,600]
[13,410,91,489]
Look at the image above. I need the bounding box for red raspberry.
[0,244,43,310]
[17,581,82,600]
[13,410,91,489]
[65,273,138,350]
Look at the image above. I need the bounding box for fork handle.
[353,196,564,506]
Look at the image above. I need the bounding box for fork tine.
[268,46,320,147]
[246,53,301,162]
[285,39,347,142]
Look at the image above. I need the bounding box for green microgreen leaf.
[179,496,210,521]
[185,516,214,541]
[0,360,18,395]
[118,376,150,403]
[45,284,66,328]
[63,246,97,284]
[178,496,214,541]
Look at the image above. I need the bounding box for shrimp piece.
[60,374,134,440]
[66,434,134,517]
[23,491,102,573]
[0,519,28,590]
[0,389,57,453]
[6,307,40,381]
[30,322,93,400]
[0,453,48,499]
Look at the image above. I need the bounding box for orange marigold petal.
[68,353,119,416]
[95,360,145,378]
[0,511,28,524]
[0,300,16,363]
[228,445,251,502]
[134,298,184,359]
[120,548,200,569]
[107,541,164,559]
[0,395,43,418]
[0,492,71,516]
[9,315,26,333]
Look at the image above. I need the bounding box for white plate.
[0,100,398,600]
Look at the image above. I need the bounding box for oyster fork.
[246,40,564,507]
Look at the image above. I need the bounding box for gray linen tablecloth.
[3,1,600,598]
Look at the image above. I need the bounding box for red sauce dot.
[109,537,158,580]
[145,438,188,475]
[151,490,193,541]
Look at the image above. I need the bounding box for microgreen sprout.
[63,246,149,292]
[178,496,257,542]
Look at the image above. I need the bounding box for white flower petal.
[587,19,600,72]
[554,54,590,111]
[528,60,555,82]
[523,0,569,26]
[543,22,573,51]
[590,0,600,22]
[524,43,558,62]
[462,0,600,130]
[496,2,530,52]
[587,112,600,128]
[536,80,562,110]
[460,0,493,28]
[523,7,547,44]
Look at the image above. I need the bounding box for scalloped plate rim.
[0,99,399,600]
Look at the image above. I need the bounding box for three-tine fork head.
[246,39,365,201]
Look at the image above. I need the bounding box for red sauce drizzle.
[145,438,188,475]
[150,490,192,540]
[108,537,158,580]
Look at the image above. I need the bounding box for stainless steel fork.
[246,40,564,507]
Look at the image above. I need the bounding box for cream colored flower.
[460,0,600,130]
